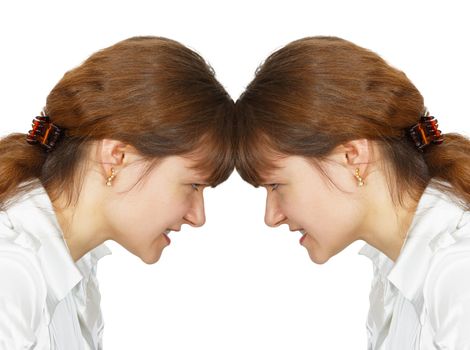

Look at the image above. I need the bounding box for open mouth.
[163,229,172,244]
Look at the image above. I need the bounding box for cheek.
[288,182,361,244]
[106,184,186,241]
[105,202,158,246]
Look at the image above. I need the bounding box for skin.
[261,139,420,264]
[51,139,209,264]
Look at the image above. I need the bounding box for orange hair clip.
[26,115,63,152]
[407,109,444,152]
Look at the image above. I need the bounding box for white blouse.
[360,179,470,349]
[0,180,111,349]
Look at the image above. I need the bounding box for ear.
[97,139,140,179]
[338,139,371,179]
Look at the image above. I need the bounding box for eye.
[191,184,202,191]
[268,183,279,191]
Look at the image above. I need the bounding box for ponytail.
[424,133,470,209]
[0,133,47,210]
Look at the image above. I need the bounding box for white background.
[1,1,469,349]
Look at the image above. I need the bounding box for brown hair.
[235,36,470,210]
[0,36,235,210]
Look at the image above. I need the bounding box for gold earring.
[354,168,364,187]
[106,167,117,187]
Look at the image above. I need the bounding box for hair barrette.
[407,109,444,152]
[26,115,63,152]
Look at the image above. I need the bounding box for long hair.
[235,36,470,210]
[0,36,235,210]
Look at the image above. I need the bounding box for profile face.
[261,154,365,264]
[104,155,209,264]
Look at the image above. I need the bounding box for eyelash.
[268,183,279,191]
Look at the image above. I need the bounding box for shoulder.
[0,214,43,274]
[0,239,48,336]
[0,223,47,315]
[0,241,48,346]
[425,240,470,296]
[0,188,60,329]
[424,214,470,296]
[422,228,470,330]
[425,208,470,286]
[421,237,470,347]
[0,236,47,303]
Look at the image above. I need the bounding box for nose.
[264,192,287,227]
[183,192,206,227]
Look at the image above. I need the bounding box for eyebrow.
[258,178,275,186]
[191,174,212,186]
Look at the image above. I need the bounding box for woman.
[235,36,470,349]
[0,36,234,348]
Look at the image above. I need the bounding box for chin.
[140,251,164,265]
[307,250,331,265]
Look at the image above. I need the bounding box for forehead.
[158,155,211,180]
[258,155,313,180]
[159,155,199,171]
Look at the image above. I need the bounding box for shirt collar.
[359,178,469,319]
[3,179,111,319]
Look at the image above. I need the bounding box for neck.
[360,177,420,262]
[50,182,108,262]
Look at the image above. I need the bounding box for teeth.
[164,229,171,234]
[299,229,306,234]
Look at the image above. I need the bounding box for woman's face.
[104,154,209,264]
[261,154,366,264]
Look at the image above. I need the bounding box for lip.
[299,233,307,245]
[163,233,171,245]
